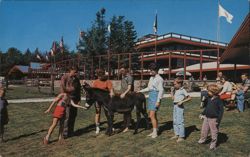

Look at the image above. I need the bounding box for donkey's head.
[82,82,96,109]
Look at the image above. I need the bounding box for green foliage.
[78,8,137,56]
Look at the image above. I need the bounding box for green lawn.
[1,98,250,157]
[5,85,60,99]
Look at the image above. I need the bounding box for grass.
[5,85,60,99]
[1,98,250,157]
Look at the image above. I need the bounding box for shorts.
[53,106,66,119]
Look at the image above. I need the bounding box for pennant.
[219,4,233,24]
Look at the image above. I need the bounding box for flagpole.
[216,0,220,75]
[154,10,157,63]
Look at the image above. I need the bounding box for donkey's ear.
[82,82,91,90]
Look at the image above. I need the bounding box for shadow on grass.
[158,121,173,135]
[7,129,47,142]
[205,132,228,146]
[74,121,108,136]
[185,125,200,139]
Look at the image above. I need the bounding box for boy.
[198,84,224,150]
[0,87,9,142]
[170,77,191,142]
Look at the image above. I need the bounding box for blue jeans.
[173,104,185,137]
[237,99,244,112]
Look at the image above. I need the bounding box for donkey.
[82,83,149,136]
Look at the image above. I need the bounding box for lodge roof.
[220,13,250,65]
[136,32,228,49]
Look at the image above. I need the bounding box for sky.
[0,0,249,53]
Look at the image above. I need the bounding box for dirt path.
[8,92,201,103]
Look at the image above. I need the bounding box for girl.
[139,63,164,138]
[91,69,114,134]
[44,92,86,144]
[198,84,224,150]
[0,87,8,143]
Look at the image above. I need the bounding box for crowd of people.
[0,64,249,151]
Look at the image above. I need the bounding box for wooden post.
[141,52,144,84]
[168,52,171,80]
[217,48,220,75]
[184,51,186,80]
[118,54,120,80]
[200,50,203,80]
[108,53,110,79]
[99,56,101,69]
[129,53,132,73]
[234,64,237,82]
[91,57,94,80]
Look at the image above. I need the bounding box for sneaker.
[170,135,179,140]
[209,146,217,151]
[198,139,206,144]
[151,133,158,138]
[177,137,185,142]
[122,127,129,133]
[147,132,153,137]
[95,127,100,134]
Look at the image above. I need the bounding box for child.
[0,87,8,143]
[44,93,86,144]
[198,84,224,150]
[200,83,208,108]
[139,63,164,138]
[236,84,244,112]
[170,77,191,142]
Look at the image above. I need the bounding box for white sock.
[153,128,157,134]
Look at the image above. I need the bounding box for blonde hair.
[207,84,221,96]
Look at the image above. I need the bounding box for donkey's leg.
[123,112,131,133]
[134,110,141,134]
[104,109,113,136]
[142,110,150,130]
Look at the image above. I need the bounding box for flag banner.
[51,49,54,56]
[219,4,233,24]
[51,41,57,56]
[36,54,41,60]
[108,24,111,33]
[45,52,49,61]
[153,12,158,34]
[60,36,64,53]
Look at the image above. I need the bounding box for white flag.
[50,49,54,56]
[219,4,233,24]
[36,54,41,60]
[108,24,111,33]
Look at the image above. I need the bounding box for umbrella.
[176,71,192,76]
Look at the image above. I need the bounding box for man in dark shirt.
[61,66,81,138]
